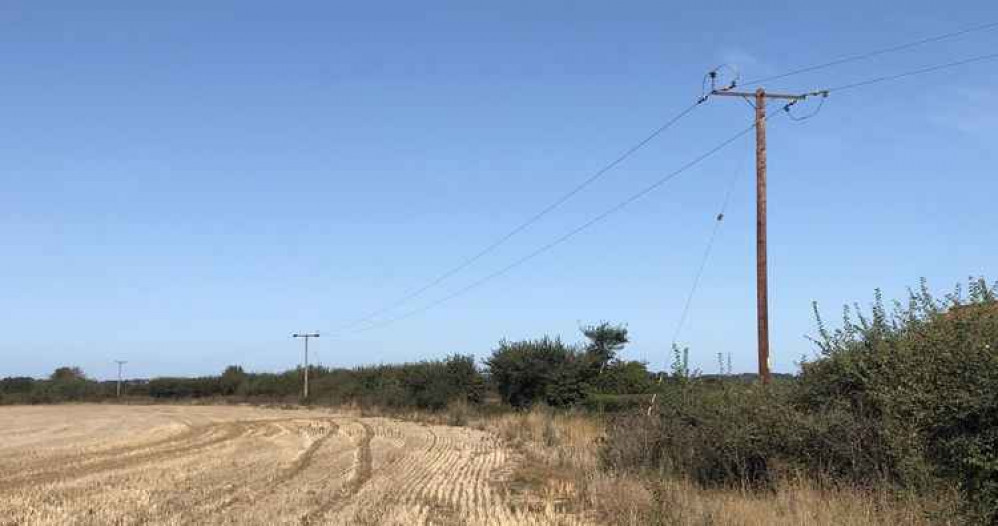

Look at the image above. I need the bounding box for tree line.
[1,322,664,410]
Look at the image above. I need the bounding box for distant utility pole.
[114,360,127,398]
[708,73,823,384]
[292,332,319,400]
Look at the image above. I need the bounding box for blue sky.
[2,1,996,380]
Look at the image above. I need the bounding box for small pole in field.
[114,360,127,398]
[292,332,320,400]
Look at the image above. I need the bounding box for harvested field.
[0,405,586,525]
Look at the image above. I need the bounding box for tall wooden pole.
[304,336,310,399]
[292,332,320,401]
[754,89,770,384]
[709,86,808,384]
[115,360,127,398]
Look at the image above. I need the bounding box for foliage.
[485,322,647,408]
[581,321,629,374]
[143,355,485,411]
[50,366,85,382]
[602,381,886,487]
[219,365,247,396]
[0,377,34,395]
[1,355,484,412]
[148,376,222,398]
[582,393,652,413]
[602,278,998,523]
[582,322,654,395]
[670,344,692,381]
[800,277,998,521]
[486,336,583,408]
[590,360,654,395]
[0,368,129,404]
[306,354,484,410]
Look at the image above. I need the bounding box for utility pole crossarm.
[710,90,807,101]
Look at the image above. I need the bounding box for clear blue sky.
[2,1,996,380]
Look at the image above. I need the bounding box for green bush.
[591,360,654,395]
[582,393,651,413]
[219,365,247,396]
[394,355,484,410]
[801,278,998,520]
[485,322,646,408]
[486,337,585,408]
[0,377,35,393]
[0,368,120,404]
[148,376,220,398]
[602,278,998,523]
[601,382,883,487]
[297,355,484,410]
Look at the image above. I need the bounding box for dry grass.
[461,406,961,526]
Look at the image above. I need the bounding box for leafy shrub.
[582,393,651,413]
[148,376,220,398]
[486,322,646,408]
[486,337,585,408]
[394,354,484,410]
[138,355,484,410]
[0,368,123,404]
[581,321,629,374]
[605,383,800,484]
[301,354,484,410]
[219,365,247,396]
[801,278,998,520]
[0,377,36,404]
[50,366,85,381]
[602,278,998,523]
[590,360,654,395]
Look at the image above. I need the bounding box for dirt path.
[0,405,585,525]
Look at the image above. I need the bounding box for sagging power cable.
[740,20,998,87]
[350,115,764,335]
[336,97,711,333]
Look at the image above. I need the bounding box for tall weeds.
[477,406,956,525]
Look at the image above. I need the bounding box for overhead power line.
[823,51,998,93]
[740,20,998,87]
[351,115,771,335]
[337,98,708,331]
[748,50,998,116]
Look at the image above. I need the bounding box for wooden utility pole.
[709,86,808,384]
[292,332,319,399]
[114,360,127,398]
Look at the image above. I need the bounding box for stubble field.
[0,405,579,526]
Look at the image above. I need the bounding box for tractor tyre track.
[299,420,373,524]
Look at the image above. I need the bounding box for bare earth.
[0,405,567,526]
